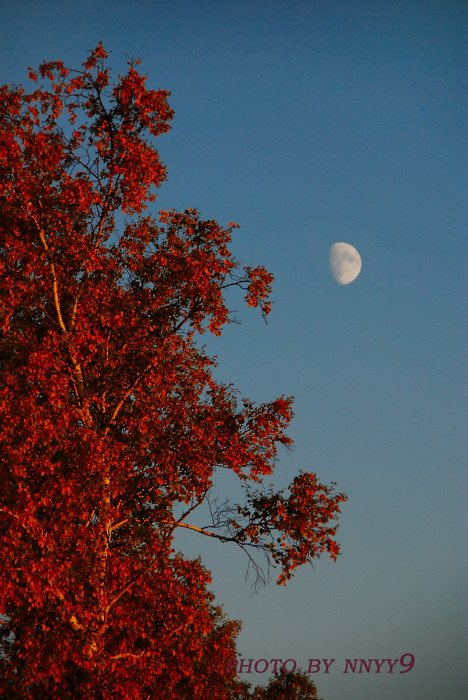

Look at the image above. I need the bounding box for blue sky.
[1,1,466,697]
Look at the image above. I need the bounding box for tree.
[248,669,323,699]
[0,44,346,698]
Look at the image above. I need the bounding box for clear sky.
[1,1,466,698]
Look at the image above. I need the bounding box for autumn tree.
[247,669,323,700]
[0,44,346,698]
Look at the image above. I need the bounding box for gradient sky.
[1,1,466,698]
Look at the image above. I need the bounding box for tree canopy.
[0,44,345,698]
[249,669,323,699]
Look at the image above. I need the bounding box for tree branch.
[110,651,145,661]
[36,224,68,335]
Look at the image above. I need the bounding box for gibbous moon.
[329,242,362,285]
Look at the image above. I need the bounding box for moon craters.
[329,242,362,285]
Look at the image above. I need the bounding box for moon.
[329,242,362,285]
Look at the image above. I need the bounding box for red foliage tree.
[0,45,346,698]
